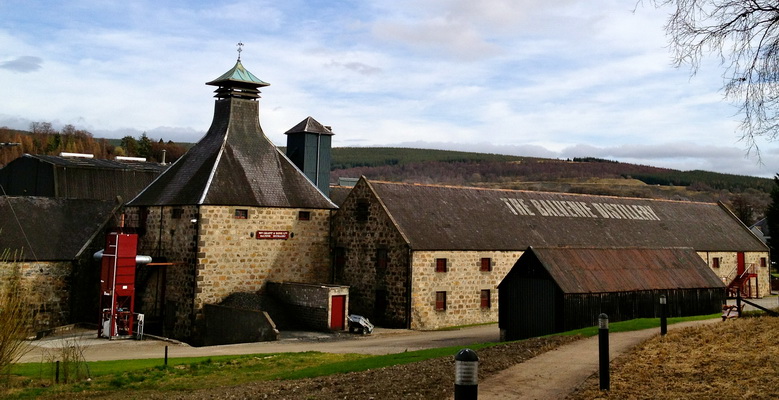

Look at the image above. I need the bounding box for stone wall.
[125,205,199,340]
[0,260,71,331]
[266,281,349,331]
[699,250,772,297]
[410,250,522,330]
[330,181,411,327]
[203,304,279,345]
[127,204,332,343]
[195,206,332,305]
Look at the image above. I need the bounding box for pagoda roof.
[206,60,269,87]
[285,116,334,136]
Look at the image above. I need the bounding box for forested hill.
[329,147,772,193]
[328,147,774,226]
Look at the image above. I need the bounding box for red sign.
[256,230,290,240]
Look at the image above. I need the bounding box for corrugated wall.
[561,288,725,333]
[55,166,160,200]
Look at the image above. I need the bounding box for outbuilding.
[498,247,726,340]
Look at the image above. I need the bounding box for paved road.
[18,324,501,363]
[477,318,721,399]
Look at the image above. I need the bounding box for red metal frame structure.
[98,232,138,338]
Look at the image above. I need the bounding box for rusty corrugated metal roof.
[516,247,726,293]
[365,179,767,252]
[129,72,335,209]
[0,196,119,261]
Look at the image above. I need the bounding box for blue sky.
[1,0,778,178]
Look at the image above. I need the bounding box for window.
[712,257,720,268]
[435,291,447,311]
[480,289,491,309]
[480,257,492,272]
[334,247,346,282]
[356,200,370,222]
[298,211,311,221]
[172,208,184,219]
[436,258,448,273]
[234,209,248,219]
[761,257,767,268]
[376,248,388,273]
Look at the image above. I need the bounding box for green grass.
[556,313,721,337]
[4,314,721,398]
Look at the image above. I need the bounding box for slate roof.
[363,179,767,252]
[503,247,726,293]
[0,196,120,261]
[129,63,336,209]
[285,116,334,136]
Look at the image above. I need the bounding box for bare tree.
[655,0,779,153]
[0,249,32,385]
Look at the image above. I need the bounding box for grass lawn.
[1,313,721,399]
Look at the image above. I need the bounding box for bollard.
[454,348,479,400]
[165,345,168,366]
[736,289,742,318]
[660,294,667,336]
[55,360,60,384]
[598,313,610,391]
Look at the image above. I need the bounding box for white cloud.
[0,0,776,179]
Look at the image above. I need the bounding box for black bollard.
[660,294,667,336]
[454,348,479,400]
[165,345,168,366]
[598,313,610,391]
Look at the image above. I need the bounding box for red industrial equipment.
[98,232,138,338]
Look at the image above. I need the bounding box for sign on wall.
[256,230,290,240]
[499,197,661,221]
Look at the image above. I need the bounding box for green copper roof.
[206,60,269,87]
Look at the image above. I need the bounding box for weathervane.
[236,41,244,61]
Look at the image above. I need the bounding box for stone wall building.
[125,59,336,343]
[331,178,770,330]
[0,196,121,330]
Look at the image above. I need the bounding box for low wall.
[266,281,349,331]
[202,304,278,346]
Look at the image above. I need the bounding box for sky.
[1,1,778,178]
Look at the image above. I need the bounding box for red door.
[330,295,346,330]
[737,252,746,275]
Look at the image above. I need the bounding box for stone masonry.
[410,250,522,330]
[126,204,332,342]
[331,181,411,328]
[699,250,771,297]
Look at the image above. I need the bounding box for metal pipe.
[93,249,152,264]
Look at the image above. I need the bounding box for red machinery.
[98,232,138,338]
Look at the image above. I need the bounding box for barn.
[0,153,165,201]
[330,178,769,330]
[498,247,726,340]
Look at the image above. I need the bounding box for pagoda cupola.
[205,44,269,100]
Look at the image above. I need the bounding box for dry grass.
[0,249,33,386]
[568,316,779,399]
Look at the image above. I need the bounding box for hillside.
[1,125,773,224]
[328,147,774,224]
